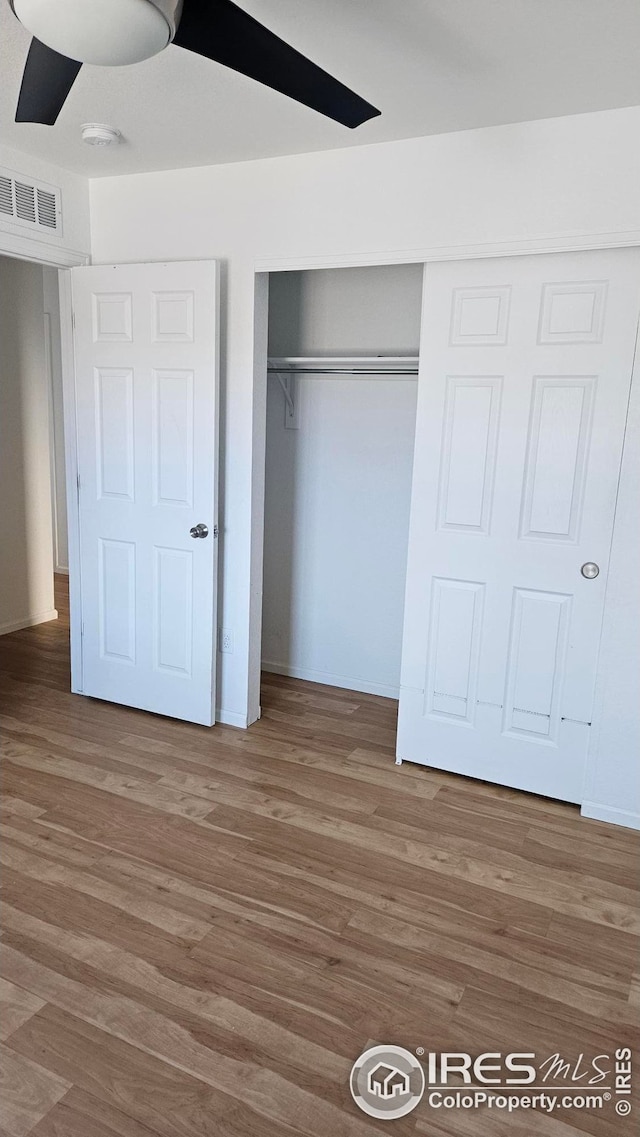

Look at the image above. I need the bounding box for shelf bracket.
[270,361,299,429]
[277,372,295,417]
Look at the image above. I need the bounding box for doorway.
[0,255,67,641]
[261,263,423,700]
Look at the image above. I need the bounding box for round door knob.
[190,523,209,539]
[581,562,599,579]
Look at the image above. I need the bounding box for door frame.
[0,228,87,692]
[248,235,640,812]
[4,245,223,723]
[58,268,84,693]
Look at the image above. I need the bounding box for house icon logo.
[350,1045,425,1119]
[369,1062,410,1099]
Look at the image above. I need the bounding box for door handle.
[581,562,599,579]
[190,523,209,539]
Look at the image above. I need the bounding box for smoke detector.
[81,123,121,147]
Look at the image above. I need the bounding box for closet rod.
[267,366,418,376]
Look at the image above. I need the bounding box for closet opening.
[260,263,423,709]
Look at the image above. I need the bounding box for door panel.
[398,249,640,801]
[72,261,219,725]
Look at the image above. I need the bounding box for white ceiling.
[1,0,640,178]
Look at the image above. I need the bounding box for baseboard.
[580,801,640,831]
[261,660,400,699]
[215,707,249,729]
[54,565,69,576]
[0,609,58,636]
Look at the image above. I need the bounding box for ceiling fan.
[10,0,381,128]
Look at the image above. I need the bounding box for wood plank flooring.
[0,576,638,1136]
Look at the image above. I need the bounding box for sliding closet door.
[397,248,640,802]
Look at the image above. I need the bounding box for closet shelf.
[268,355,419,376]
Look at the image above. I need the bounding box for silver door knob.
[581,562,599,579]
[190,523,209,539]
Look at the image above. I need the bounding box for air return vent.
[0,167,61,234]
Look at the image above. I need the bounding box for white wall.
[88,106,640,822]
[263,376,418,697]
[43,267,68,572]
[267,264,424,356]
[0,256,57,633]
[263,265,421,696]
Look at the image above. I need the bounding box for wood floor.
[0,577,638,1136]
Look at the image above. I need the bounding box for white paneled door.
[398,249,640,801]
[72,262,219,725]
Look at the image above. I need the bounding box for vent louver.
[0,176,13,216]
[15,181,37,223]
[0,167,61,234]
[36,188,57,228]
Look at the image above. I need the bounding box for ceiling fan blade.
[173,0,380,128]
[16,37,82,125]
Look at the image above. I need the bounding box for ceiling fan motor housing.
[10,0,184,66]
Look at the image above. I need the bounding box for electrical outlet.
[219,628,233,654]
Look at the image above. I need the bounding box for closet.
[262,247,640,810]
[262,263,423,698]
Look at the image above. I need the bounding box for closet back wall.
[262,265,422,697]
